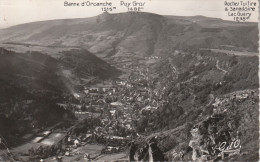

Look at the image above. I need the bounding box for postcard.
[0,0,259,161]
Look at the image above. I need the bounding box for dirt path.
[95,152,127,161]
[216,60,228,74]
[206,94,215,107]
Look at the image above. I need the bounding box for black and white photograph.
[0,0,259,161]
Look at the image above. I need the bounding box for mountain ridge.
[0,12,258,58]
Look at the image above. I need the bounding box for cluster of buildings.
[54,56,169,157]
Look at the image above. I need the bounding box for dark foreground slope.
[0,48,71,146]
[0,47,120,147]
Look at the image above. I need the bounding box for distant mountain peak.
[97,11,112,22]
[101,11,110,16]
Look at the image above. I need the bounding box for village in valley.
[0,9,259,161]
[2,56,164,161]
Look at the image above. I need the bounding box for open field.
[40,133,66,146]
[205,48,259,57]
[44,144,104,162]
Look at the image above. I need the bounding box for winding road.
[216,60,228,74]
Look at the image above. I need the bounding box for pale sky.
[0,0,259,29]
